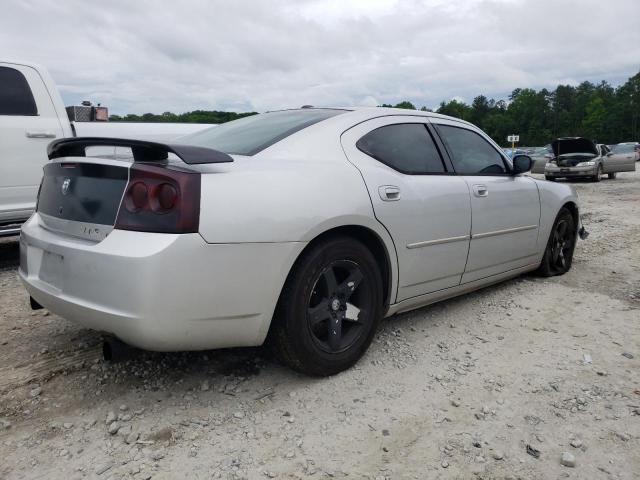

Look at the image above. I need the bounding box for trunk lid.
[37,160,129,241]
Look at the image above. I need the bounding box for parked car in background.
[544,137,635,181]
[530,146,554,174]
[0,60,212,236]
[20,107,582,375]
[503,148,526,158]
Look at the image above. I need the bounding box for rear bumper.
[19,214,305,351]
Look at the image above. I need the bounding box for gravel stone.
[105,411,116,424]
[126,431,140,444]
[107,421,120,435]
[95,462,114,475]
[150,448,165,460]
[560,451,576,467]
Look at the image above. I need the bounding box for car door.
[432,120,541,284]
[605,145,637,172]
[0,63,65,223]
[341,116,471,302]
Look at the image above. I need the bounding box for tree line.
[385,71,640,146]
[109,110,257,124]
[110,70,640,146]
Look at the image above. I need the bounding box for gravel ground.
[1,171,639,480]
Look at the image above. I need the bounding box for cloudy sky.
[2,0,639,115]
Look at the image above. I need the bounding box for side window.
[356,123,446,174]
[436,125,508,174]
[0,66,38,116]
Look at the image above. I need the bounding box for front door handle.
[473,184,488,197]
[26,131,57,139]
[379,185,401,201]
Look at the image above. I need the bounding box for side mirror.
[512,154,533,175]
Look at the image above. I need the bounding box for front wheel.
[545,175,556,182]
[608,172,617,180]
[592,165,603,182]
[536,207,577,277]
[270,236,383,376]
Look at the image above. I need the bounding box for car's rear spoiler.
[47,137,233,165]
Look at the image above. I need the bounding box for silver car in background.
[20,107,581,375]
[544,137,636,181]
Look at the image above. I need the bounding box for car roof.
[276,106,476,131]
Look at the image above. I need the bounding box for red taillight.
[115,164,200,233]
[155,183,178,211]
[127,182,148,212]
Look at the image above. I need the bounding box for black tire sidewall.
[540,208,576,276]
[277,237,383,375]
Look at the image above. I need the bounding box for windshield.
[178,108,347,155]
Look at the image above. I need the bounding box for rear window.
[0,66,37,116]
[179,109,347,155]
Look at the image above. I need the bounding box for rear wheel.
[592,164,603,182]
[608,172,617,180]
[536,207,577,277]
[270,236,383,376]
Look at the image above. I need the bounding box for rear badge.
[61,178,71,195]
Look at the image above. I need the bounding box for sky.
[2,0,639,115]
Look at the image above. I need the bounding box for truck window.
[0,66,38,116]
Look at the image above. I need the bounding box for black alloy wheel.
[270,236,383,376]
[536,207,577,277]
[307,260,371,353]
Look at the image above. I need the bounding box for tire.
[269,236,383,376]
[535,207,577,277]
[592,165,603,182]
[608,172,617,180]
[545,175,556,182]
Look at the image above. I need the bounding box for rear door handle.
[26,131,57,139]
[379,185,401,201]
[472,184,488,197]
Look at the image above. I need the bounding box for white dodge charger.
[20,107,582,375]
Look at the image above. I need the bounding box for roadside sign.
[507,135,520,142]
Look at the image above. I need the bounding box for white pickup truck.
[0,60,212,236]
